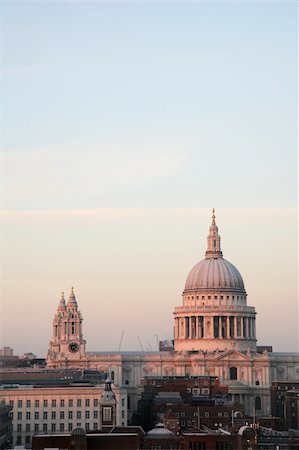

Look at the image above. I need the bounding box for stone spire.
[205,208,223,259]
[67,286,78,308]
[58,291,66,311]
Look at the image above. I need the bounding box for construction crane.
[118,330,125,352]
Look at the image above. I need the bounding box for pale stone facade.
[46,211,299,419]
[0,383,127,447]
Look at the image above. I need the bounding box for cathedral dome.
[184,209,245,293]
[184,257,245,292]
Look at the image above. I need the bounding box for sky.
[0,1,298,356]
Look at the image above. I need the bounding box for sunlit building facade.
[46,211,299,418]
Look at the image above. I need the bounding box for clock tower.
[47,288,86,367]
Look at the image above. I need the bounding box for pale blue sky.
[0,2,298,355]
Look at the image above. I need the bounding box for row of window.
[186,295,242,301]
[176,412,229,418]
[15,410,98,420]
[11,398,97,408]
[16,422,99,433]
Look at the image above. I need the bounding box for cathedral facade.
[47,211,299,419]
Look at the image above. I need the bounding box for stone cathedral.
[47,210,299,419]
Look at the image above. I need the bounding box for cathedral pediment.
[213,350,250,362]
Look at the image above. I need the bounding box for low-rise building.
[0,381,127,448]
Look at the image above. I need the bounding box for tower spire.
[67,286,78,308]
[58,291,66,311]
[205,208,223,259]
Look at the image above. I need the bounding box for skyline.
[0,2,298,356]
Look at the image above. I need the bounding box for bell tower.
[47,288,86,367]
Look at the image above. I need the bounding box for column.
[249,318,252,339]
[227,316,230,338]
[219,317,222,338]
[253,318,256,340]
[185,317,189,339]
[191,316,196,339]
[241,316,244,338]
[195,316,198,339]
[234,317,237,338]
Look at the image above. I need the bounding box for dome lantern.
[205,208,223,259]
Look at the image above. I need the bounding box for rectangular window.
[35,400,39,408]
[16,436,22,445]
[60,399,65,407]
[60,423,64,432]
[25,436,31,444]
[43,399,48,408]
[121,410,125,419]
[60,411,65,419]
[68,411,73,419]
[52,411,56,420]
[34,424,39,432]
[121,398,125,407]
[68,423,73,431]
[77,399,81,407]
[94,423,98,430]
[26,411,31,420]
[26,423,30,432]
[35,412,39,420]
[51,423,56,432]
[43,424,47,432]
[18,400,22,408]
[43,411,48,420]
[69,399,73,407]
[9,400,14,407]
[17,424,22,432]
[85,399,90,407]
[93,399,98,407]
[17,412,22,420]
[77,411,81,419]
[52,399,56,407]
[26,400,31,408]
[85,411,90,419]
[86,422,89,431]
[93,411,98,419]
[76,423,81,427]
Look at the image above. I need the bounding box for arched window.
[255,396,261,410]
[230,367,237,380]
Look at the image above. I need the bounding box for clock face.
[68,342,79,353]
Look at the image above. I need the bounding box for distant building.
[45,211,299,419]
[0,348,13,357]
